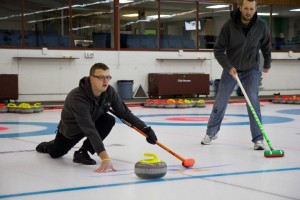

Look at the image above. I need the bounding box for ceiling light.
[122,14,172,19]
[257,13,278,16]
[147,15,172,19]
[290,9,300,12]
[120,0,134,3]
[123,13,138,17]
[206,5,229,9]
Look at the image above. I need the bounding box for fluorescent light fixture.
[258,13,278,16]
[123,13,138,17]
[120,0,134,3]
[290,9,300,12]
[206,5,229,9]
[122,14,172,19]
[147,15,171,19]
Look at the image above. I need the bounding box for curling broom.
[109,109,195,167]
[235,74,284,158]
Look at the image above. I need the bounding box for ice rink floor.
[0,102,300,200]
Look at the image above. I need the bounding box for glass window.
[23,0,70,47]
[120,0,158,49]
[160,1,197,50]
[256,5,271,29]
[72,0,114,49]
[0,0,22,47]
[271,6,300,51]
[1,1,299,51]
[198,3,231,49]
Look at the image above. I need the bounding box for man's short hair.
[240,0,256,6]
[90,63,109,75]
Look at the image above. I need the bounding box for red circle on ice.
[165,117,228,122]
[0,127,8,131]
[165,117,209,121]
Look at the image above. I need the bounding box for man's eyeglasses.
[92,75,112,81]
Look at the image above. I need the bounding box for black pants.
[47,113,115,158]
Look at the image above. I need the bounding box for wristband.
[102,158,110,162]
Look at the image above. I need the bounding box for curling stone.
[7,103,20,113]
[19,103,34,114]
[32,103,44,113]
[144,99,153,107]
[149,99,159,108]
[156,100,165,108]
[286,96,295,104]
[164,99,176,108]
[272,95,280,103]
[279,96,288,104]
[295,96,300,104]
[134,153,167,179]
[196,99,206,108]
[189,100,196,108]
[0,104,8,113]
[176,99,188,108]
[184,99,193,108]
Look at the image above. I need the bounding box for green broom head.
[264,149,284,158]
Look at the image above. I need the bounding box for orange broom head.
[182,158,195,168]
[264,150,284,158]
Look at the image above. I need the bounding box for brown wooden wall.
[197,0,300,6]
[257,0,300,5]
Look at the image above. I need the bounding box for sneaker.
[254,140,265,150]
[201,134,218,145]
[36,141,53,153]
[73,150,96,165]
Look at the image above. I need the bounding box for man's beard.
[241,15,252,23]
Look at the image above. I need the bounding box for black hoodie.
[214,8,271,72]
[58,77,146,154]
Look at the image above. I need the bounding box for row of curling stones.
[0,103,44,113]
[144,99,206,108]
[272,95,300,104]
[134,153,167,179]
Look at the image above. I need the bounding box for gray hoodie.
[214,8,271,72]
[58,77,146,154]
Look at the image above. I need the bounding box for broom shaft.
[132,126,186,161]
[235,75,273,150]
[109,109,186,162]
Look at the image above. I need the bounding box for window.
[256,5,271,28]
[271,5,300,51]
[0,0,22,47]
[160,1,197,50]
[0,0,299,51]
[23,0,70,47]
[120,0,158,49]
[198,3,231,49]
[72,0,114,49]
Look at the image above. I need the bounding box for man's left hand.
[143,126,157,145]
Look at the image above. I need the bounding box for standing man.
[36,63,157,173]
[201,0,271,150]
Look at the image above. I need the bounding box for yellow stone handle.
[7,103,17,107]
[139,153,161,164]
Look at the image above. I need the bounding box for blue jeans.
[206,67,263,143]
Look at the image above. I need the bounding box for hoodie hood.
[79,77,96,101]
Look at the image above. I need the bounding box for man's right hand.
[95,151,116,173]
[229,67,238,79]
[94,160,116,173]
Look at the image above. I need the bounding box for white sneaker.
[201,134,218,145]
[254,140,265,150]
